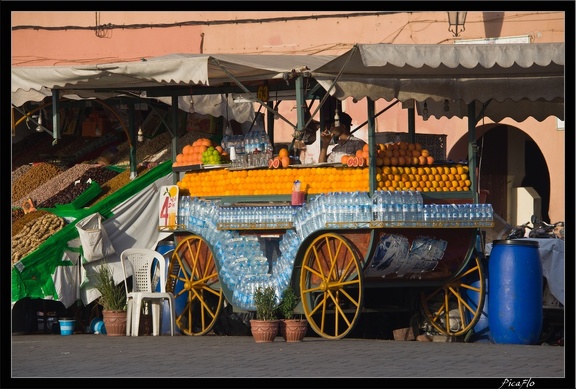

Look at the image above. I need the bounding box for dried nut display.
[11,212,66,264]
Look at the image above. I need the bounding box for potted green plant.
[93,263,127,336]
[278,286,308,342]
[250,286,279,343]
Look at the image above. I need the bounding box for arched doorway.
[449,125,551,225]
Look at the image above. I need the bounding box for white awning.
[313,43,565,122]
[11,53,335,122]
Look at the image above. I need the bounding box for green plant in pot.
[250,286,279,343]
[93,262,127,336]
[278,286,308,342]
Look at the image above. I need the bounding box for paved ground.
[8,332,571,388]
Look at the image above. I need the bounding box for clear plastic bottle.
[439,204,449,222]
[179,196,190,228]
[460,203,472,226]
[381,190,389,221]
[359,191,371,222]
[396,191,405,223]
[423,204,432,223]
[389,191,399,222]
[372,191,380,221]
[414,191,423,221]
[482,204,493,222]
[407,191,417,223]
[350,191,360,223]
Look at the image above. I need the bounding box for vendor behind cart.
[318,111,366,163]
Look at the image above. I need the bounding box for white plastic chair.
[120,248,176,336]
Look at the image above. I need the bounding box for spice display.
[11,164,33,183]
[83,166,149,207]
[11,163,64,205]
[36,180,95,209]
[12,163,98,208]
[10,125,207,266]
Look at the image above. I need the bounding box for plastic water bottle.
[372,191,381,221]
[483,204,493,222]
[399,191,409,222]
[358,191,371,222]
[407,191,418,223]
[381,190,389,221]
[179,196,190,228]
[389,191,399,222]
[414,191,423,221]
[439,204,449,221]
[423,204,432,222]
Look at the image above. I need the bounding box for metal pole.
[128,101,137,180]
[171,95,179,185]
[51,90,61,145]
[468,102,478,204]
[367,98,376,195]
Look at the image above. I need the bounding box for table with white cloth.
[485,239,565,307]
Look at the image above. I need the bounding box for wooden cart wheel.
[166,235,223,336]
[420,256,485,337]
[299,232,363,339]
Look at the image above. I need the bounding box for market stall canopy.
[313,43,565,122]
[11,53,335,122]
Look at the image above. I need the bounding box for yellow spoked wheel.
[167,235,223,336]
[420,256,486,337]
[299,233,363,339]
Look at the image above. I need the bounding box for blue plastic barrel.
[488,240,542,345]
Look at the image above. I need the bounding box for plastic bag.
[75,213,116,262]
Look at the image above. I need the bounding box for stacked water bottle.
[218,205,295,229]
[422,203,493,226]
[221,134,245,154]
[223,128,273,168]
[269,229,302,299]
[371,190,424,226]
[213,235,272,310]
[243,127,273,154]
[293,191,374,238]
[178,196,221,243]
[224,230,301,310]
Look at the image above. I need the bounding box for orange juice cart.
[157,43,561,340]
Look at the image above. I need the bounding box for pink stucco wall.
[11,11,566,222]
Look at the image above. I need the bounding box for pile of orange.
[377,141,435,166]
[173,138,226,167]
[340,142,434,168]
[175,139,469,196]
[177,166,370,197]
[374,164,470,192]
[268,148,291,168]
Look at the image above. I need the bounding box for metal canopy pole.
[51,90,61,145]
[367,98,377,194]
[128,101,137,180]
[266,100,275,146]
[171,95,179,185]
[407,104,415,143]
[468,102,478,204]
[295,75,306,141]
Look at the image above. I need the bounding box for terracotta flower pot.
[280,319,308,342]
[250,319,279,343]
[102,310,127,337]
